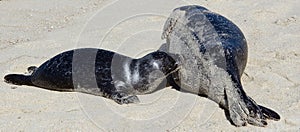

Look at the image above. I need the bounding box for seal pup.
[4,48,178,104]
[162,5,280,126]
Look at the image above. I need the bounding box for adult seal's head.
[162,5,280,127]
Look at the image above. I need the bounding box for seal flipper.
[27,66,37,74]
[259,105,281,121]
[109,83,140,104]
[223,47,269,127]
[4,74,34,86]
[111,92,140,104]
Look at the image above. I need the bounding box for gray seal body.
[4,48,178,104]
[162,5,280,127]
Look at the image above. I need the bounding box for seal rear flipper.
[258,105,280,121]
[27,66,37,74]
[4,74,34,86]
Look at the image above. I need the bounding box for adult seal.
[161,5,280,127]
[4,48,178,104]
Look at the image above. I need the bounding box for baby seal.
[4,48,178,104]
[162,5,280,126]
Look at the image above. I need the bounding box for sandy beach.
[0,0,299,131]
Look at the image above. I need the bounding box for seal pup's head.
[130,51,179,94]
[143,51,178,75]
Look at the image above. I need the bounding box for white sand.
[0,0,299,131]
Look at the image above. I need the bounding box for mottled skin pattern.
[4,48,178,104]
[162,5,280,127]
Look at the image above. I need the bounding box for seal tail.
[4,74,34,86]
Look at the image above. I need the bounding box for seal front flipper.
[111,92,140,104]
[4,74,34,86]
[109,82,140,104]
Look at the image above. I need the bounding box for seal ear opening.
[259,105,281,121]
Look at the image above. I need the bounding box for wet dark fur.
[4,48,178,104]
